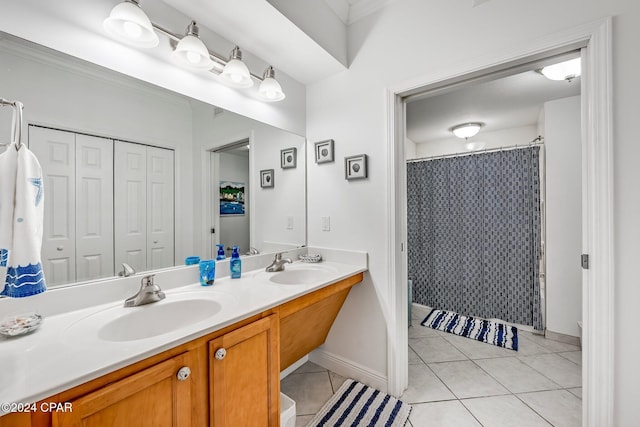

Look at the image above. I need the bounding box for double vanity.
[0,249,367,426]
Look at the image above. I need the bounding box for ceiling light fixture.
[451,122,484,139]
[540,58,581,82]
[171,21,214,70]
[103,0,159,48]
[220,46,254,88]
[258,66,286,102]
[102,3,286,101]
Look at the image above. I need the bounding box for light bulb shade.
[220,59,253,88]
[540,58,581,81]
[103,0,158,48]
[258,77,286,102]
[452,122,483,139]
[172,34,213,70]
[258,67,285,102]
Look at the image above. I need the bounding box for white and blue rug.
[421,308,519,351]
[306,379,411,427]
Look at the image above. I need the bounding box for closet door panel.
[114,141,147,274]
[28,126,76,286]
[146,147,174,270]
[76,134,114,282]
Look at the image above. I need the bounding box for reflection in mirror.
[0,31,306,288]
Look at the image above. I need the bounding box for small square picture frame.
[260,169,275,188]
[345,154,368,180]
[314,139,335,164]
[281,147,297,169]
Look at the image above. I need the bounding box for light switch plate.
[286,216,294,230]
[321,216,331,231]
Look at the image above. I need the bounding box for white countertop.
[0,249,367,415]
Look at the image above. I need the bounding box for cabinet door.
[114,141,147,273]
[209,315,280,427]
[53,352,192,427]
[75,134,114,282]
[146,146,174,270]
[29,126,76,286]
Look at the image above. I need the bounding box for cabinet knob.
[176,366,191,381]
[153,240,158,244]
[214,348,227,360]
[57,246,64,251]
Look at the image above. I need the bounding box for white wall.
[544,96,582,337]
[219,152,251,255]
[306,1,640,423]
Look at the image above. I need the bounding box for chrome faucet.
[124,274,165,307]
[265,252,293,272]
[118,263,136,277]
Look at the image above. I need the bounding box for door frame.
[386,18,613,426]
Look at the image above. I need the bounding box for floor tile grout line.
[512,389,566,426]
[516,353,580,389]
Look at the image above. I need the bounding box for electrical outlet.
[286,216,294,230]
[322,216,331,231]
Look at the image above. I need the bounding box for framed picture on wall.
[219,181,245,215]
[345,154,368,180]
[260,169,275,188]
[281,147,297,169]
[314,139,334,163]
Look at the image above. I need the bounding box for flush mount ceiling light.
[258,66,286,102]
[102,3,286,101]
[540,58,582,82]
[171,21,214,70]
[451,122,484,139]
[103,0,158,48]
[220,46,254,88]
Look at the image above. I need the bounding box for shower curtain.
[407,147,543,330]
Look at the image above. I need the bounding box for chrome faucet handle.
[141,274,155,287]
[118,263,136,277]
[124,274,164,307]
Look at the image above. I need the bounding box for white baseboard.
[545,329,581,347]
[280,355,309,380]
[309,348,388,393]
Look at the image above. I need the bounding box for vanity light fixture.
[102,1,287,101]
[171,21,214,70]
[451,122,484,139]
[220,46,254,88]
[258,66,286,102]
[103,0,159,48]
[540,58,582,82]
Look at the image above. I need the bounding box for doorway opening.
[210,139,251,258]
[387,19,613,426]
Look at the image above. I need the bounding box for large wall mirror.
[0,31,307,288]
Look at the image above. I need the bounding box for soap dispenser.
[230,246,242,279]
[216,244,226,260]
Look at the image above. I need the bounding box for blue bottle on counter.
[230,246,241,279]
[216,244,226,260]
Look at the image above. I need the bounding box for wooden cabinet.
[52,352,192,427]
[0,273,363,427]
[209,315,280,426]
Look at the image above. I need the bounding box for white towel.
[0,104,46,297]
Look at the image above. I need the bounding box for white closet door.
[28,126,76,286]
[114,141,147,273]
[75,134,114,282]
[146,146,174,270]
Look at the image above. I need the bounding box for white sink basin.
[64,290,236,343]
[98,299,221,342]
[265,264,339,285]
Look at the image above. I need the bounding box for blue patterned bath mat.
[421,308,518,351]
[306,379,411,427]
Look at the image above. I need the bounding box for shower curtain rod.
[407,135,544,163]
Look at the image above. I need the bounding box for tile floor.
[281,305,582,427]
